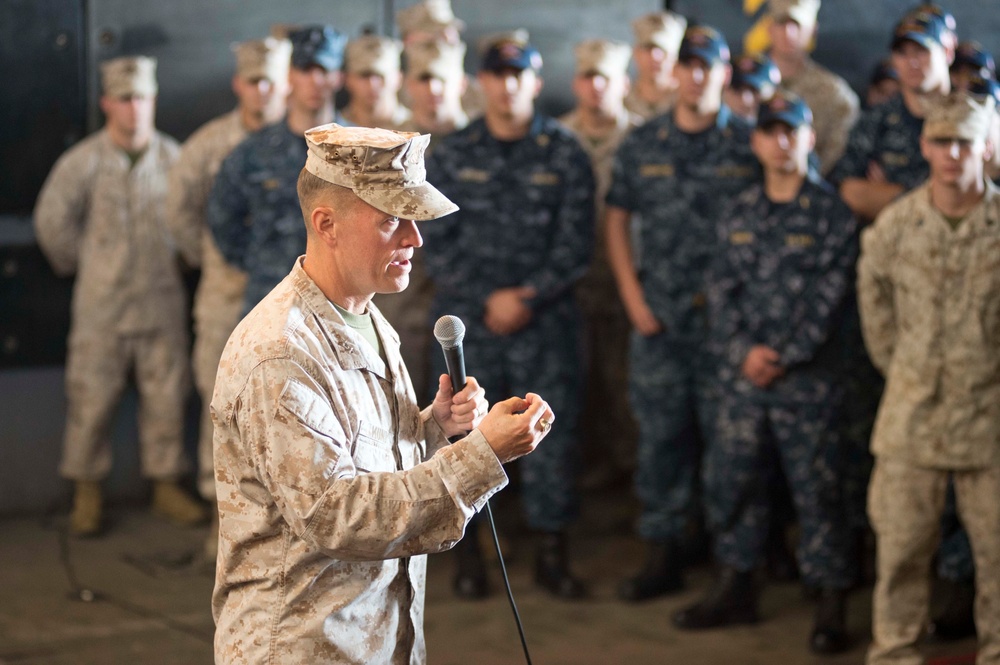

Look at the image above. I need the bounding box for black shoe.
[929,579,976,641]
[809,588,849,655]
[534,532,587,599]
[672,567,758,630]
[453,527,488,600]
[617,540,684,602]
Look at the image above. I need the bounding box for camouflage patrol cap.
[968,73,1000,107]
[678,24,731,66]
[922,91,994,141]
[574,39,631,77]
[891,10,947,52]
[100,56,157,97]
[869,58,898,85]
[396,0,465,38]
[768,0,821,30]
[731,52,781,94]
[346,35,403,77]
[631,11,687,53]
[405,40,467,79]
[757,90,813,129]
[288,25,347,72]
[952,41,996,77]
[233,37,292,81]
[304,123,458,221]
[478,30,542,72]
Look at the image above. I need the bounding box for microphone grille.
[434,315,466,348]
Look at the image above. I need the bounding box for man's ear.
[310,206,338,245]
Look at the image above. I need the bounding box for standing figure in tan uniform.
[624,11,686,121]
[767,0,859,175]
[559,39,641,488]
[34,56,206,536]
[858,91,1000,665]
[340,35,411,131]
[166,38,291,556]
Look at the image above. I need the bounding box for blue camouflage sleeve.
[206,140,253,271]
[707,199,754,370]
[828,106,879,186]
[605,134,637,212]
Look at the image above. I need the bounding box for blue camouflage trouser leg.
[706,395,853,589]
[430,310,583,532]
[629,333,705,543]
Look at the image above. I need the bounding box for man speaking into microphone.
[210,123,555,665]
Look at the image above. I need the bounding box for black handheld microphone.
[433,315,467,392]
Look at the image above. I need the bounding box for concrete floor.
[0,486,979,665]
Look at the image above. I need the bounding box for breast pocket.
[352,420,397,473]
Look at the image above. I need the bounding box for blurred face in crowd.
[950,64,983,93]
[674,55,729,115]
[478,67,542,121]
[233,74,288,125]
[573,70,629,116]
[100,94,156,141]
[769,17,814,58]
[288,64,342,114]
[633,44,676,84]
[752,121,815,174]
[891,40,950,94]
[724,84,765,122]
[346,70,402,112]
[867,78,901,107]
[405,70,466,120]
[921,135,991,189]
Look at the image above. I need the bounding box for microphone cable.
[485,500,533,665]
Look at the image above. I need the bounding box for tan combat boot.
[69,480,102,537]
[151,480,208,527]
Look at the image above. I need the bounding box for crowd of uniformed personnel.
[30,0,1000,662]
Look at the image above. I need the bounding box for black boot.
[809,588,849,654]
[672,567,758,629]
[535,531,587,599]
[453,522,488,600]
[617,540,684,602]
[929,579,976,641]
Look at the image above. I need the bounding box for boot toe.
[809,626,849,654]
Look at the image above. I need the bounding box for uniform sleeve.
[238,359,508,561]
[856,211,898,374]
[707,209,754,369]
[605,136,637,211]
[523,141,595,305]
[206,142,252,271]
[775,204,859,367]
[816,81,860,176]
[165,138,210,268]
[32,145,95,276]
[828,106,878,186]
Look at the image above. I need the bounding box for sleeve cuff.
[437,429,508,513]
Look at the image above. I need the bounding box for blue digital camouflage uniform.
[207,120,308,315]
[423,114,595,532]
[706,176,857,588]
[605,105,758,543]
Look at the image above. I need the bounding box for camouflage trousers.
[60,326,190,481]
[628,334,710,543]
[706,395,853,589]
[838,349,882,532]
[193,320,239,500]
[429,307,584,532]
[867,459,1000,665]
[937,485,975,582]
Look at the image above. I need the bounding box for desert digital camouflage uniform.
[212,259,507,665]
[34,128,188,480]
[606,106,758,543]
[166,109,250,499]
[559,105,642,475]
[423,114,595,531]
[624,87,676,122]
[705,176,857,588]
[829,95,929,192]
[782,58,859,174]
[858,181,1000,665]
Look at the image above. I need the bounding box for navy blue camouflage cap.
[967,72,1000,106]
[678,25,730,66]
[869,58,898,85]
[731,52,781,93]
[288,25,347,72]
[757,90,813,130]
[890,10,947,52]
[952,41,996,77]
[479,30,542,72]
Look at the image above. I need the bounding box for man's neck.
[575,105,620,137]
[901,80,949,119]
[411,105,464,133]
[345,99,398,129]
[286,102,334,136]
[239,106,265,133]
[635,77,673,103]
[484,109,532,141]
[302,250,371,315]
[673,103,719,134]
[107,125,151,154]
[772,50,807,80]
[764,167,806,203]
[929,176,986,219]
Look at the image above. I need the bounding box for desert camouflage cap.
[304,123,458,221]
[396,0,465,38]
[100,56,157,97]
[405,39,466,79]
[922,91,994,142]
[768,0,821,30]
[346,35,403,76]
[574,39,631,77]
[631,11,687,53]
[234,37,292,81]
